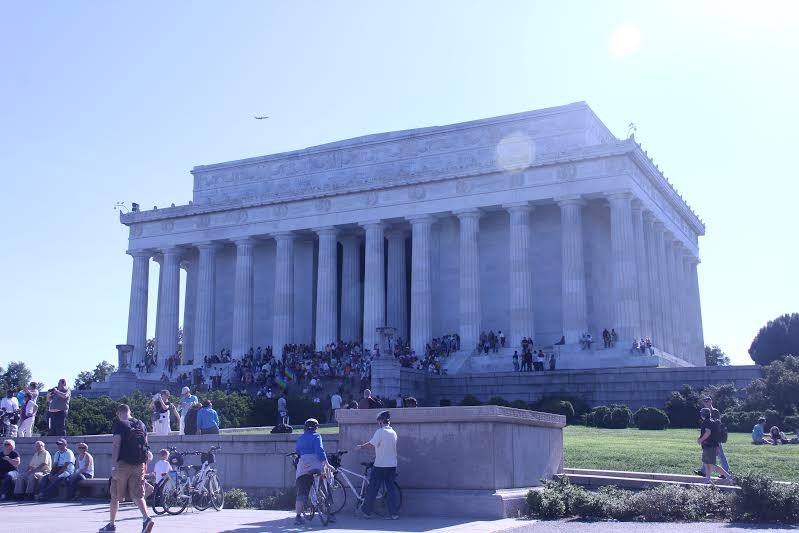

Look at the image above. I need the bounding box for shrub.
[460,394,482,406]
[734,473,799,523]
[509,399,529,410]
[526,488,567,519]
[634,407,670,430]
[533,399,575,420]
[487,396,511,407]
[783,415,799,433]
[700,383,740,413]
[258,488,296,510]
[664,385,703,428]
[223,488,251,509]
[585,405,632,429]
[723,409,784,433]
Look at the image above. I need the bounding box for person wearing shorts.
[99,404,154,533]
[697,407,729,484]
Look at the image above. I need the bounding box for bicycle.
[162,446,224,514]
[326,450,402,516]
[286,452,333,526]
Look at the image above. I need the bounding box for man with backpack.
[697,407,730,484]
[694,396,731,477]
[99,404,154,533]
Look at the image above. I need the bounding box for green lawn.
[564,426,799,482]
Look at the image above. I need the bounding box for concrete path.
[1,501,796,533]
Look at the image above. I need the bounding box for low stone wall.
[419,365,763,410]
[11,433,340,500]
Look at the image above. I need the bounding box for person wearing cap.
[36,438,74,500]
[356,410,400,520]
[293,418,332,526]
[697,407,729,484]
[14,440,51,498]
[197,400,220,435]
[178,387,198,435]
[0,439,21,500]
[694,396,731,477]
[752,416,770,444]
[66,442,94,499]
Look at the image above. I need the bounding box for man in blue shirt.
[752,417,769,444]
[196,400,220,435]
[178,387,198,435]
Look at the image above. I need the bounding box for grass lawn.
[564,426,799,482]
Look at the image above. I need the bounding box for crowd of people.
[1,380,71,438]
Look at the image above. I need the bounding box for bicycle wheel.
[208,472,224,511]
[163,485,189,515]
[329,473,347,514]
[150,482,167,515]
[317,483,331,526]
[192,487,211,511]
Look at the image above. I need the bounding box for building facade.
[120,102,706,369]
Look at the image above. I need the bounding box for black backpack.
[716,418,729,444]
[120,417,150,464]
[708,419,725,446]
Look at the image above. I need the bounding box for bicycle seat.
[360,462,374,468]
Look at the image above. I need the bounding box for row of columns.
[126,194,703,367]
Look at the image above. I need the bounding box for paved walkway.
[1,501,796,533]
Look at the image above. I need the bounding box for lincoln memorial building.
[120,102,706,373]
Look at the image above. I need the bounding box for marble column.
[339,235,362,344]
[455,209,482,351]
[631,203,652,339]
[231,238,256,357]
[315,227,339,348]
[642,212,664,349]
[272,232,295,360]
[153,255,163,354]
[193,242,219,361]
[671,241,687,358]
[362,222,386,352]
[657,228,676,354]
[557,196,588,344]
[687,256,705,364]
[386,228,408,344]
[608,192,641,343]
[156,247,182,364]
[181,258,197,363]
[126,250,150,367]
[409,215,435,356]
[505,203,535,348]
[682,253,697,364]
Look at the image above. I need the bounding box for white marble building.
[120,102,706,371]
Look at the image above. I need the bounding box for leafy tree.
[748,313,799,365]
[0,361,33,392]
[705,344,730,366]
[700,383,740,413]
[75,361,116,390]
[743,355,799,415]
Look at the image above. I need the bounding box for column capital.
[195,241,222,252]
[160,247,183,261]
[406,214,437,225]
[272,231,296,242]
[180,260,191,271]
[453,208,482,219]
[339,233,363,245]
[606,190,634,203]
[232,237,258,247]
[684,254,700,265]
[359,220,386,230]
[642,209,656,223]
[385,227,409,239]
[313,226,339,237]
[555,195,585,207]
[126,249,152,259]
[502,202,534,214]
[631,200,645,214]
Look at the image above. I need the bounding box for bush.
[734,473,799,523]
[634,407,670,430]
[700,383,740,413]
[533,399,575,420]
[664,385,703,428]
[258,488,296,510]
[585,405,632,429]
[509,399,529,410]
[487,396,511,407]
[526,488,567,519]
[783,415,799,433]
[460,394,482,406]
[223,488,251,509]
[723,409,784,433]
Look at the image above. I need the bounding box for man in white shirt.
[1,391,19,413]
[356,410,400,519]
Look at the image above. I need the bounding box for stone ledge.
[335,405,566,428]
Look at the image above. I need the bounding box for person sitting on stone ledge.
[0,438,21,501]
[13,440,50,499]
[66,442,94,500]
[36,438,74,501]
[630,339,640,353]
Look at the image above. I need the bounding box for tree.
[749,313,799,365]
[705,344,730,366]
[0,361,33,391]
[743,355,799,415]
[74,361,116,390]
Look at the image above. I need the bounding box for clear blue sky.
[1,1,797,388]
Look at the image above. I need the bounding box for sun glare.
[608,23,642,58]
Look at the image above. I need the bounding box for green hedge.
[634,407,670,430]
[585,405,632,429]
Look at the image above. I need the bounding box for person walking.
[178,387,198,435]
[697,407,730,484]
[47,379,71,436]
[197,400,220,435]
[695,395,730,477]
[99,403,155,532]
[356,410,400,520]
